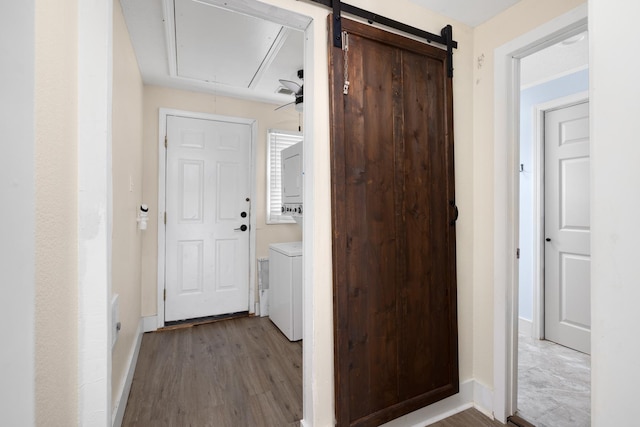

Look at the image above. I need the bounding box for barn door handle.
[234,225,248,232]
[449,200,458,226]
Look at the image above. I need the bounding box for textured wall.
[111,0,144,416]
[34,0,79,424]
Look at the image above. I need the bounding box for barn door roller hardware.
[306,0,458,77]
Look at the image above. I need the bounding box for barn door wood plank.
[329,16,458,427]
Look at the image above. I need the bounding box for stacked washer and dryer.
[268,141,303,341]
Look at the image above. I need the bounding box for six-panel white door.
[544,101,590,354]
[165,115,251,322]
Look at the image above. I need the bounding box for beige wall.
[472,0,586,387]
[111,0,144,413]
[26,0,595,423]
[141,86,302,316]
[34,0,78,424]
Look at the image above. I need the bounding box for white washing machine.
[268,241,302,341]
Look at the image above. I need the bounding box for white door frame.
[78,0,113,424]
[530,92,589,340]
[157,109,258,327]
[492,4,588,422]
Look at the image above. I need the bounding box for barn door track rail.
[306,0,458,77]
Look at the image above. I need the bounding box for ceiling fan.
[276,69,303,112]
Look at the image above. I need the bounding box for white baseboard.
[143,315,157,332]
[519,317,533,338]
[256,380,493,427]
[379,380,494,427]
[112,318,144,427]
[473,380,494,418]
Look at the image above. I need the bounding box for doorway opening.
[492,4,589,424]
[517,34,590,422]
[120,0,315,424]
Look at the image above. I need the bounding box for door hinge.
[163,289,166,301]
[164,135,168,148]
[517,248,520,259]
[164,212,167,224]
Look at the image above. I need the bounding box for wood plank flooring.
[123,316,506,427]
[430,408,509,426]
[122,316,302,427]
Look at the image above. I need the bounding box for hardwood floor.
[123,316,506,427]
[122,316,302,427]
[431,408,508,427]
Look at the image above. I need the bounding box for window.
[266,129,303,224]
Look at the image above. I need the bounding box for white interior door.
[165,115,251,322]
[544,101,590,354]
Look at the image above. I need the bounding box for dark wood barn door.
[329,17,459,427]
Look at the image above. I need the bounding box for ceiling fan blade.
[279,79,301,94]
[275,101,295,111]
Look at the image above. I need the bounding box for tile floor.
[517,334,591,427]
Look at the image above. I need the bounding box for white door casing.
[544,101,590,354]
[492,5,588,421]
[165,114,252,322]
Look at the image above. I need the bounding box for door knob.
[545,238,551,242]
[234,225,248,232]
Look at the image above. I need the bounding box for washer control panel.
[282,203,303,216]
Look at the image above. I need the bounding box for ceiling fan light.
[277,87,295,95]
[561,33,586,46]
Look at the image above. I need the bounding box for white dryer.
[268,241,302,341]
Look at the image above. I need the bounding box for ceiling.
[521,32,589,87]
[408,0,523,27]
[122,0,589,106]
[121,0,307,106]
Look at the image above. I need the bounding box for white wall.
[0,2,35,425]
[35,0,80,423]
[590,0,640,423]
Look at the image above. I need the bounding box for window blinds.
[266,129,303,224]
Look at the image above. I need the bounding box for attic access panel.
[174,0,304,88]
